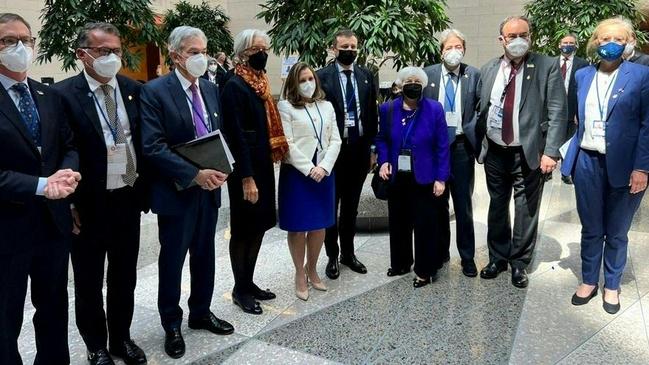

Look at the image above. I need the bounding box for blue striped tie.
[11,83,41,146]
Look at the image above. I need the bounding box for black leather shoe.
[109,339,146,365]
[413,276,431,288]
[387,267,410,277]
[603,290,621,314]
[511,267,529,288]
[164,328,185,359]
[461,260,478,278]
[88,349,115,365]
[251,284,276,300]
[561,175,574,185]
[479,261,507,279]
[232,292,263,315]
[340,255,367,274]
[571,285,598,306]
[189,312,235,335]
[325,257,340,279]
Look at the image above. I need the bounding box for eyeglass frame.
[0,36,37,48]
[81,46,123,57]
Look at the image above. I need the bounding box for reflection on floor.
[18,168,649,364]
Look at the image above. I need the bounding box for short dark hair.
[282,62,326,107]
[76,22,120,48]
[499,16,531,35]
[332,28,357,47]
[560,32,579,46]
[0,13,32,32]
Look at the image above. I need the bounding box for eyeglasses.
[0,36,36,48]
[245,46,269,54]
[503,33,529,42]
[82,46,123,57]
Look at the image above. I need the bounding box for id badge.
[345,111,356,128]
[488,105,503,130]
[445,111,461,127]
[107,143,127,175]
[398,149,412,172]
[592,120,606,138]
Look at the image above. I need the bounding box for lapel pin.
[214,112,218,117]
[526,75,531,80]
[464,74,469,78]
[618,88,624,93]
[431,83,435,87]
[612,94,618,99]
[527,64,535,68]
[128,95,133,101]
[36,90,44,95]
[87,92,93,97]
[364,80,368,84]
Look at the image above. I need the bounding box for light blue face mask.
[597,42,625,61]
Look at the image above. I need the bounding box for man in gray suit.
[476,16,567,288]
[423,28,481,278]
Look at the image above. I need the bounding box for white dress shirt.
[438,65,463,135]
[84,70,137,189]
[488,57,524,146]
[560,54,574,93]
[580,69,619,154]
[336,62,363,138]
[175,69,211,136]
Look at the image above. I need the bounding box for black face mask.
[248,51,268,71]
[336,49,357,66]
[402,83,423,100]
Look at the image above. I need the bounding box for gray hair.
[394,66,428,87]
[438,28,466,49]
[499,16,531,35]
[0,13,31,32]
[76,22,120,48]
[233,29,270,64]
[167,26,207,53]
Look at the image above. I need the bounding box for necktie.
[342,69,359,142]
[444,73,456,112]
[100,84,137,186]
[11,83,41,146]
[561,57,568,80]
[502,61,519,145]
[189,83,209,137]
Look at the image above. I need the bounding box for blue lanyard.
[595,70,618,122]
[401,109,418,147]
[443,73,460,112]
[304,103,324,150]
[91,87,120,144]
[184,92,212,133]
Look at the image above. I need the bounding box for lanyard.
[304,103,324,150]
[401,108,418,147]
[91,87,120,145]
[595,70,618,122]
[443,73,460,112]
[183,92,212,133]
[499,62,521,104]
[339,71,359,113]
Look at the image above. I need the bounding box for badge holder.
[107,143,127,175]
[398,149,412,172]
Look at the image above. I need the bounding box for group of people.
[0,9,647,365]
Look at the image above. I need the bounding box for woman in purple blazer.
[375,66,451,288]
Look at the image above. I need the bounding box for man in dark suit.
[317,28,378,279]
[0,12,80,365]
[202,57,218,84]
[53,23,147,365]
[476,16,567,288]
[140,26,233,360]
[423,28,481,278]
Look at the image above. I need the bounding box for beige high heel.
[305,265,328,291]
[295,273,309,301]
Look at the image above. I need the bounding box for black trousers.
[484,142,545,269]
[71,187,141,352]
[0,207,69,365]
[229,231,265,297]
[388,173,443,278]
[440,137,476,262]
[157,192,217,331]
[325,138,370,259]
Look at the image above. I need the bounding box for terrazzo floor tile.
[626,230,649,296]
[221,339,344,365]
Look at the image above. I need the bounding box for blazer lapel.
[72,73,105,140]
[519,54,537,110]
[577,66,596,140]
[481,59,500,110]
[353,64,369,116]
[428,64,441,102]
[327,64,344,113]
[606,61,631,121]
[117,76,139,132]
[198,78,220,131]
[0,82,40,157]
[459,63,469,117]
[28,79,54,157]
[168,72,195,134]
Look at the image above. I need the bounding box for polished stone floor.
[17,166,649,364]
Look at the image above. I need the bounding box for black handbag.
[371,100,394,201]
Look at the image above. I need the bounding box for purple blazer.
[375,97,450,184]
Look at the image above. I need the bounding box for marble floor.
[17,167,649,365]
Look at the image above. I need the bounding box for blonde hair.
[587,17,635,55]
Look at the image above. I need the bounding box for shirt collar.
[336,62,354,74]
[442,64,460,77]
[83,69,117,93]
[175,68,199,91]
[0,72,28,92]
[561,54,574,61]
[502,54,526,69]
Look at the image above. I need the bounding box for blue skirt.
[278,163,335,232]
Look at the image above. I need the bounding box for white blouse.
[581,69,619,154]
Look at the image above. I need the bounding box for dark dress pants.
[157,191,217,331]
[71,187,141,352]
[388,172,443,278]
[484,142,545,269]
[325,137,370,259]
[574,149,645,290]
[0,206,70,365]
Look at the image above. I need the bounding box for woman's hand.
[242,177,259,204]
[379,162,392,180]
[309,166,327,183]
[629,170,648,194]
[433,181,445,197]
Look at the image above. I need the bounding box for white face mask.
[208,65,218,73]
[443,49,464,67]
[0,41,33,73]
[505,37,529,58]
[85,51,122,79]
[298,80,316,99]
[184,53,208,78]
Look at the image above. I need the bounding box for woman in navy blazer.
[561,18,649,314]
[375,66,450,288]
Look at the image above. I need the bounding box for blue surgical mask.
[597,42,625,62]
[560,45,576,54]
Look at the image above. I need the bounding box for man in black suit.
[140,26,233,359]
[0,12,80,365]
[53,23,147,365]
[317,28,378,279]
[423,28,481,277]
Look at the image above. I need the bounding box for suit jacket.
[0,78,78,254]
[557,55,589,127]
[629,50,649,66]
[561,61,649,188]
[53,73,149,217]
[316,63,378,143]
[375,97,450,184]
[140,71,222,215]
[476,52,568,169]
[423,62,481,152]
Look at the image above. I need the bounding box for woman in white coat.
[278,62,342,300]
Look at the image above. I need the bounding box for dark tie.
[189,83,209,137]
[342,69,359,142]
[11,83,41,146]
[502,61,519,145]
[561,57,568,80]
[100,84,137,186]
